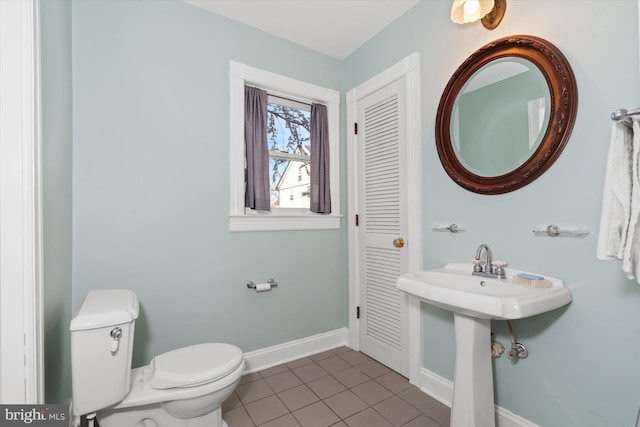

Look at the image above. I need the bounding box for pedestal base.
[451,313,496,427]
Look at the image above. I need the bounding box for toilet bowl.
[98,344,244,427]
[70,290,244,427]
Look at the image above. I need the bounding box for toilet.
[70,289,244,427]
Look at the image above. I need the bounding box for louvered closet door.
[357,79,408,376]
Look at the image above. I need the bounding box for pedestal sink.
[396,263,572,427]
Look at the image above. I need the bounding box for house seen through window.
[267,95,311,209]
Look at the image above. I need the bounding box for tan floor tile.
[260,363,290,378]
[292,401,340,427]
[239,372,263,385]
[401,414,442,427]
[244,395,289,426]
[287,357,314,369]
[317,355,352,373]
[343,407,393,427]
[397,386,440,413]
[374,371,412,394]
[332,367,370,388]
[259,413,301,427]
[331,346,351,355]
[223,391,242,411]
[236,378,275,404]
[323,390,369,419]
[350,380,393,406]
[224,406,255,427]
[426,401,451,426]
[356,359,391,379]
[278,384,320,412]
[310,350,337,362]
[293,362,329,382]
[233,349,441,427]
[338,350,373,366]
[373,395,421,426]
[264,370,303,393]
[307,375,347,399]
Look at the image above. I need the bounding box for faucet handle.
[492,260,508,278]
[472,258,483,272]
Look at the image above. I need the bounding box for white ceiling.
[182,0,420,59]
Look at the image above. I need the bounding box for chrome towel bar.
[611,107,640,125]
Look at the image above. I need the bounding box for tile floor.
[223,346,451,427]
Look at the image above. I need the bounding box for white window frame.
[229,61,341,232]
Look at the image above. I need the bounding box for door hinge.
[356,306,360,319]
[354,122,358,135]
[355,214,359,226]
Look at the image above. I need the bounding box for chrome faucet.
[472,243,506,279]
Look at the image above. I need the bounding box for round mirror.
[435,35,578,194]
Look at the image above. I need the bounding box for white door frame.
[346,52,423,384]
[0,0,44,403]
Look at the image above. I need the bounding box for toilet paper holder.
[247,279,278,290]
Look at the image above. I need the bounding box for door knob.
[393,237,405,248]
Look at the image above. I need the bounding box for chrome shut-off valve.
[507,343,528,360]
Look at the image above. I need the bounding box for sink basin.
[396,262,572,319]
[397,262,571,426]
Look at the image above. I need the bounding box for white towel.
[597,120,633,260]
[623,117,640,281]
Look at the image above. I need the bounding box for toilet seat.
[150,343,243,389]
[105,357,245,410]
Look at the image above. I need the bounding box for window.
[267,96,311,209]
[229,61,341,232]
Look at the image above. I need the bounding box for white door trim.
[0,0,44,403]
[346,52,422,383]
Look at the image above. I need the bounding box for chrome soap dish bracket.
[247,278,278,289]
[532,224,590,238]
[432,223,466,233]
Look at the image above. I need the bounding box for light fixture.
[451,0,506,30]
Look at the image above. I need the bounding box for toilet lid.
[150,343,243,389]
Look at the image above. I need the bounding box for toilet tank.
[70,289,139,416]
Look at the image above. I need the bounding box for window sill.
[229,214,341,232]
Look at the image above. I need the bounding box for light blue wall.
[41,0,73,403]
[70,0,346,369]
[44,1,640,423]
[344,1,640,426]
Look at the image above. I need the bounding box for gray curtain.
[244,86,270,211]
[310,103,331,214]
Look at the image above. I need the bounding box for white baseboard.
[419,367,453,407]
[243,328,350,373]
[420,368,540,427]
